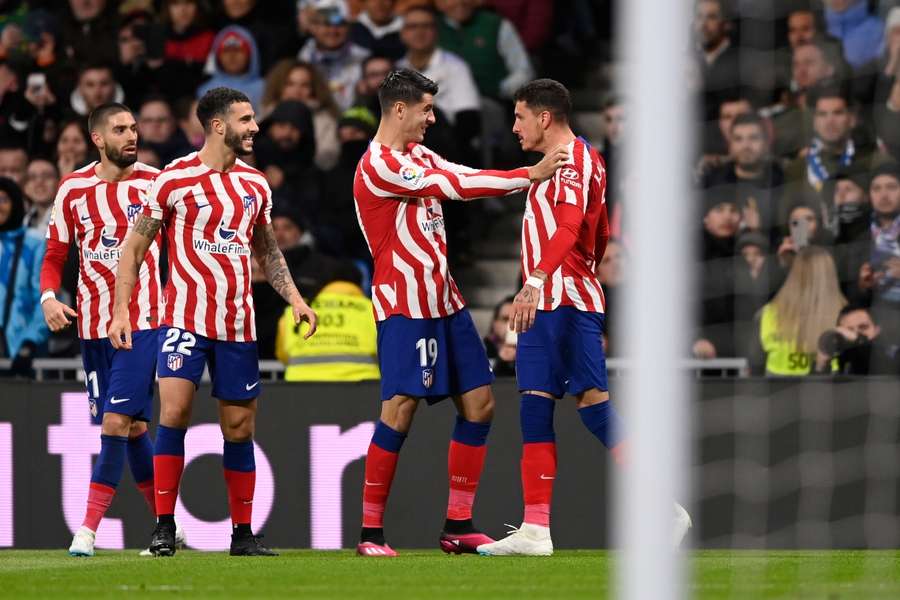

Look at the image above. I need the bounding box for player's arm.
[108,214,159,350]
[251,222,318,339]
[362,145,568,202]
[40,186,78,331]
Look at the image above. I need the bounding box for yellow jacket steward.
[759,304,816,376]
[276,281,380,382]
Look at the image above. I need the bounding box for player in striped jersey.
[353,69,568,557]
[39,102,184,556]
[477,79,691,557]
[109,87,316,557]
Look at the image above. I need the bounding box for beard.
[106,145,137,168]
[225,127,253,156]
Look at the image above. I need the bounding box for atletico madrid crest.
[422,368,434,389]
[167,353,183,372]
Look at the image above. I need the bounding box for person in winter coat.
[196,25,265,112]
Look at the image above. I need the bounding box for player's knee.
[100,412,131,437]
[467,394,494,423]
[380,396,418,431]
[160,404,191,428]
[128,420,148,438]
[221,413,255,442]
[576,389,610,409]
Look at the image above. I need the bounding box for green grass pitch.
[0,549,898,599]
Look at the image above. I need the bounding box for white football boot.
[68,526,96,557]
[139,519,187,556]
[674,502,693,547]
[476,523,553,556]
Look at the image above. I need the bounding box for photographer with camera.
[814,304,900,375]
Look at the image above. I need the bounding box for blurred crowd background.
[2,0,900,380]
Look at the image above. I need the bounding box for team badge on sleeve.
[167,353,183,372]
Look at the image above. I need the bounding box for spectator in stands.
[703,113,786,244]
[0,177,48,376]
[353,53,393,116]
[483,295,516,376]
[60,0,119,68]
[785,83,876,207]
[218,0,296,72]
[814,304,900,375]
[434,0,534,101]
[174,96,204,149]
[788,8,820,50]
[0,145,27,186]
[770,42,840,159]
[315,105,377,261]
[734,230,780,360]
[485,0,553,53]
[254,100,319,211]
[695,189,740,359]
[197,25,265,112]
[9,66,60,158]
[397,6,481,140]
[114,10,166,106]
[262,59,341,170]
[68,63,123,117]
[758,246,846,376]
[856,163,900,337]
[160,0,215,101]
[775,201,834,269]
[137,96,193,165]
[699,94,753,173]
[298,0,370,112]
[871,8,900,162]
[22,159,58,235]
[55,119,91,177]
[824,168,871,296]
[600,94,624,205]
[350,0,405,60]
[824,0,884,70]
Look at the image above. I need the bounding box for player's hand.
[528,145,569,182]
[510,283,541,333]
[293,297,318,339]
[41,297,77,332]
[107,309,133,350]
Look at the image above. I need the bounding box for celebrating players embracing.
[353,69,567,557]
[109,87,317,556]
[477,79,692,557]
[39,102,185,556]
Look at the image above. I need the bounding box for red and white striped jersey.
[46,162,162,340]
[143,152,272,341]
[521,137,608,313]
[354,141,531,321]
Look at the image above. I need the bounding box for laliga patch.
[400,165,423,182]
[167,352,184,372]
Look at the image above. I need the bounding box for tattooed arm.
[108,215,161,349]
[252,223,318,338]
[510,268,547,333]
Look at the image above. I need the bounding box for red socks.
[361,443,399,528]
[447,440,487,520]
[224,469,255,525]
[153,455,184,516]
[521,442,557,527]
[136,480,156,516]
[82,482,116,532]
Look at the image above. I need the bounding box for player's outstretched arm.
[251,223,318,339]
[108,215,159,350]
[40,239,77,332]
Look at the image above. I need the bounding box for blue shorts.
[516,307,608,398]
[156,326,261,401]
[80,329,158,425]
[376,310,494,403]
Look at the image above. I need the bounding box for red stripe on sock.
[136,480,156,516]
[83,482,116,532]
[362,443,399,528]
[224,468,255,525]
[521,442,557,527]
[447,440,487,521]
[154,455,184,516]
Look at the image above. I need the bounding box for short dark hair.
[78,62,113,80]
[600,93,622,112]
[837,303,873,323]
[88,102,132,132]
[196,87,252,132]
[730,112,766,137]
[807,81,849,111]
[514,79,571,123]
[377,68,438,114]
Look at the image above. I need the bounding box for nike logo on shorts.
[109,397,129,404]
[245,381,260,391]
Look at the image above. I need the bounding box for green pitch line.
[0,550,897,599]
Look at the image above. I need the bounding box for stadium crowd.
[1,0,900,379]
